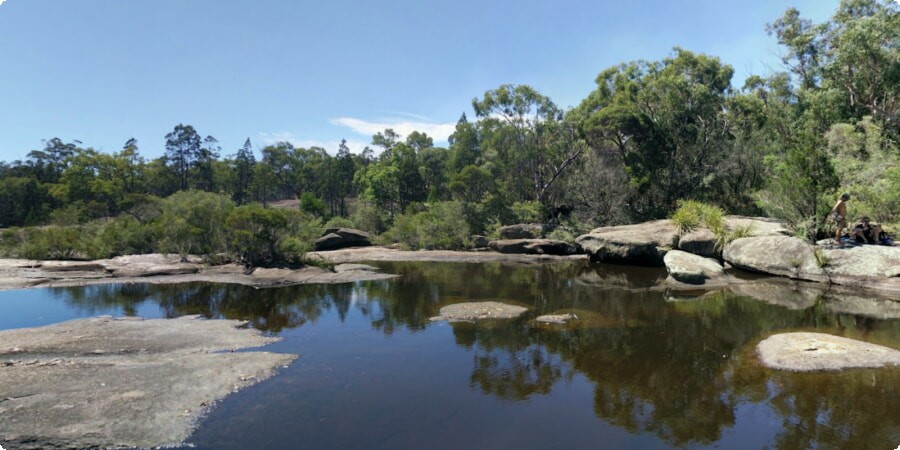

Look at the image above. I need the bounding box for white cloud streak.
[331,117,456,143]
[256,132,370,155]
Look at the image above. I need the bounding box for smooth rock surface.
[663,250,725,284]
[724,216,791,237]
[723,236,827,282]
[757,332,900,371]
[429,301,528,322]
[314,228,372,251]
[677,228,718,257]
[0,316,296,449]
[576,219,679,266]
[0,254,398,291]
[820,243,900,279]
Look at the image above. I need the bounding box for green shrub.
[49,203,89,226]
[671,200,724,234]
[509,201,546,224]
[546,227,575,242]
[226,205,320,266]
[323,216,355,229]
[382,201,471,250]
[299,192,326,216]
[85,217,156,259]
[19,226,83,260]
[350,202,389,234]
[157,190,234,257]
[713,223,755,252]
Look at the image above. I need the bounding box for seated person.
[850,217,882,244]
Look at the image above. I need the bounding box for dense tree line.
[0,0,897,256]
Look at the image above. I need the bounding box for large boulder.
[723,236,828,283]
[498,223,549,239]
[676,216,790,257]
[663,250,725,284]
[314,228,372,251]
[576,220,678,266]
[819,244,900,294]
[677,228,718,257]
[488,239,580,256]
[819,244,900,278]
[471,235,490,248]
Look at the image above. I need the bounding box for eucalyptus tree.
[26,138,80,184]
[164,124,202,192]
[232,138,256,205]
[195,135,220,192]
[355,131,436,216]
[575,49,735,219]
[473,84,583,206]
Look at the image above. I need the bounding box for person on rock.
[830,193,850,246]
[850,216,882,245]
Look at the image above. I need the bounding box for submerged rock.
[757,332,900,371]
[430,301,528,322]
[534,313,578,324]
[0,316,297,449]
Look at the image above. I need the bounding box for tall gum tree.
[472,84,584,207]
[575,49,735,219]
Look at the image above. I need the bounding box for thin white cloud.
[331,117,456,143]
[256,132,370,155]
[383,111,435,122]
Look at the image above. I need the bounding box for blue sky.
[0,0,840,161]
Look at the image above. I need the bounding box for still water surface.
[0,261,898,449]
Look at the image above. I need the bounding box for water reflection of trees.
[52,282,360,333]
[47,264,900,448]
[426,268,900,448]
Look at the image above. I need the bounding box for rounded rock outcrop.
[663,250,725,284]
[314,228,372,251]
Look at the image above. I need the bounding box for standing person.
[830,193,850,245]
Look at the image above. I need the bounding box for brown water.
[0,261,898,449]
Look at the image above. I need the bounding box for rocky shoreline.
[0,253,398,291]
[0,315,296,449]
[574,216,900,297]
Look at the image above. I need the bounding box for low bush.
[323,216,355,230]
[19,226,83,260]
[382,201,471,250]
[509,201,546,224]
[226,205,321,266]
